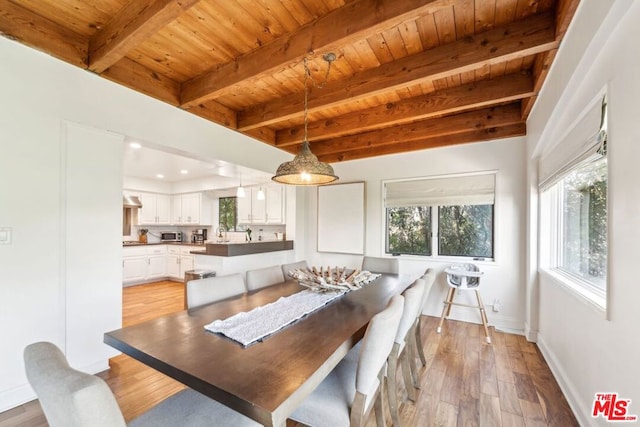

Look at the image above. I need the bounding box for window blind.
[538,95,607,190]
[384,173,495,208]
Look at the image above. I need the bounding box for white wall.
[0,36,291,411]
[527,1,640,425]
[305,138,528,333]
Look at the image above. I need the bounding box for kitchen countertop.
[195,240,294,257]
[122,241,206,247]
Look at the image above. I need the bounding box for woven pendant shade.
[272,54,339,186]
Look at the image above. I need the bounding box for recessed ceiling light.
[156,174,164,179]
[180,169,189,175]
[129,142,142,149]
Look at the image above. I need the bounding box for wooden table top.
[104,274,413,426]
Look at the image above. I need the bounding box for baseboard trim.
[0,384,36,413]
[536,334,591,426]
[426,306,524,335]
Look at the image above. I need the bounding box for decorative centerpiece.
[287,266,380,292]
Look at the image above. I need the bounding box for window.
[539,94,608,305]
[547,157,607,293]
[439,205,494,258]
[384,173,495,259]
[218,197,237,232]
[386,206,431,256]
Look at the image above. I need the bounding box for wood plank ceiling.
[0,0,579,163]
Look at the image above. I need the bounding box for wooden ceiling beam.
[237,12,558,131]
[521,0,579,119]
[102,57,182,105]
[188,100,238,129]
[0,0,87,67]
[294,103,523,158]
[179,0,453,108]
[275,73,534,147]
[102,57,238,128]
[317,123,526,163]
[89,0,201,73]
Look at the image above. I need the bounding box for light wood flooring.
[0,281,578,427]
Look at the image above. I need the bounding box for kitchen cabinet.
[123,245,167,285]
[170,193,212,225]
[123,256,147,283]
[167,245,195,280]
[265,185,284,224]
[139,192,171,225]
[237,185,284,224]
[146,246,167,280]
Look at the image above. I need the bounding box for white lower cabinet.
[123,245,169,285]
[122,256,147,283]
[167,245,195,280]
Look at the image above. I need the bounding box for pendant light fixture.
[272,54,338,186]
[236,173,245,198]
[256,186,265,201]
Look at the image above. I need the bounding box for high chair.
[436,263,491,344]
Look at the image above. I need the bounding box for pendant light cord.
[303,57,310,144]
[302,54,334,144]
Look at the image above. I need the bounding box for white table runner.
[204,290,344,346]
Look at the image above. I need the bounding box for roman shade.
[384,173,495,208]
[538,95,607,189]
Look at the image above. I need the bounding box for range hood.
[123,195,142,208]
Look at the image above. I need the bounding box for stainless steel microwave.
[160,231,183,242]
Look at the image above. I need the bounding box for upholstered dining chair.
[186,273,246,309]
[281,260,309,278]
[437,263,491,344]
[415,268,436,367]
[23,341,259,427]
[361,256,399,274]
[245,265,285,292]
[289,294,404,427]
[387,278,427,427]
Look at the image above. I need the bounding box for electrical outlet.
[0,227,11,245]
[492,298,501,312]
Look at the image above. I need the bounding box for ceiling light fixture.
[256,187,265,201]
[236,173,245,198]
[180,169,188,175]
[129,142,141,149]
[272,54,338,186]
[156,174,164,179]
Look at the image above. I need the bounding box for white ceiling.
[122,139,273,188]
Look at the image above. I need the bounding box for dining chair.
[361,256,399,274]
[437,263,491,343]
[281,260,309,278]
[289,294,404,427]
[23,341,259,427]
[245,265,285,292]
[186,273,245,309]
[387,278,427,427]
[415,268,436,367]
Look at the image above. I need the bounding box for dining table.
[104,273,414,427]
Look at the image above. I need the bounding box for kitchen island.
[191,240,294,257]
[192,240,295,277]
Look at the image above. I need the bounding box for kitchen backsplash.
[128,224,285,244]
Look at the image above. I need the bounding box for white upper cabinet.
[170,193,212,225]
[237,185,284,224]
[181,193,201,224]
[265,185,284,224]
[139,193,171,225]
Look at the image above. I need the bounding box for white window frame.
[381,171,497,263]
[540,159,608,311]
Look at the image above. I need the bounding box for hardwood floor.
[0,281,578,427]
